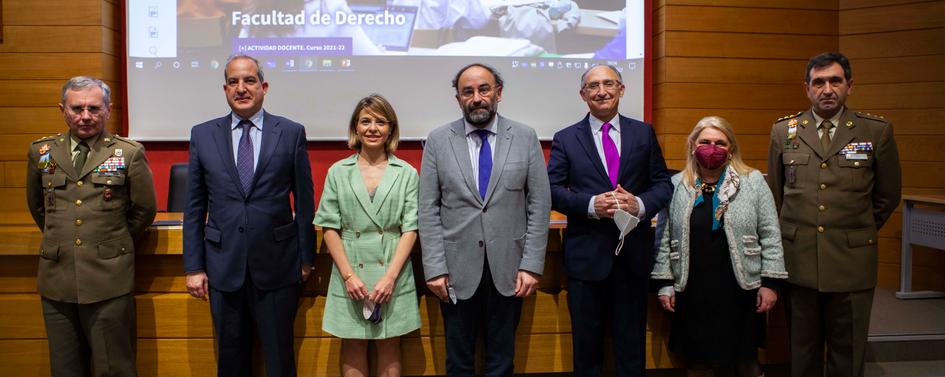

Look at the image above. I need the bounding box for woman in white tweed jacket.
[651,116,787,377]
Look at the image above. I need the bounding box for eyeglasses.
[583,80,622,92]
[67,105,106,116]
[459,85,497,99]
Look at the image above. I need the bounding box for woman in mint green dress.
[313,94,420,377]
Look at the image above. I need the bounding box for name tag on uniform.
[840,142,872,160]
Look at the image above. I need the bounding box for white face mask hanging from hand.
[611,192,640,256]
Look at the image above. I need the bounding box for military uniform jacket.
[766,109,901,292]
[26,132,157,304]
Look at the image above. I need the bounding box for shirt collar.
[589,113,620,134]
[464,115,498,137]
[231,109,265,131]
[811,106,844,128]
[70,132,102,152]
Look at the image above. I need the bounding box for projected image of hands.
[173,0,632,58]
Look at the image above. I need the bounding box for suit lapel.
[447,120,482,205]
[50,135,77,179]
[212,115,245,197]
[796,111,825,159]
[483,117,512,204]
[345,155,383,228]
[250,112,282,196]
[79,133,117,179]
[826,110,856,158]
[575,115,612,186]
[372,157,403,216]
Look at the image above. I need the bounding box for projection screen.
[126,0,647,140]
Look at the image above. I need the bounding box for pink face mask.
[694,144,729,170]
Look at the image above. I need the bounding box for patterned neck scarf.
[693,166,741,231]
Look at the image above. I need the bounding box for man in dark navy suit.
[183,55,315,377]
[547,65,672,377]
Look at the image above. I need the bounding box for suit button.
[820,163,827,169]
[356,231,361,238]
[379,261,384,267]
[819,184,827,190]
[75,219,83,226]
[789,160,795,165]
[854,161,860,167]
[238,227,244,233]
[40,249,46,257]
[868,239,874,244]
[377,230,383,235]
[75,239,82,246]
[483,207,487,213]
[817,226,825,233]
[76,181,84,187]
[358,263,364,269]
[478,240,484,247]
[818,205,825,212]
[106,179,113,185]
[75,199,82,206]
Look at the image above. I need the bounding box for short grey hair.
[580,64,623,88]
[224,54,265,82]
[61,76,111,106]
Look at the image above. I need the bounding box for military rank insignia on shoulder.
[775,111,803,123]
[855,112,888,123]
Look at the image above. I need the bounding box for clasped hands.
[594,184,639,219]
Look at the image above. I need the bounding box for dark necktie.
[819,120,833,152]
[601,122,619,188]
[237,120,255,193]
[74,141,90,172]
[475,129,492,199]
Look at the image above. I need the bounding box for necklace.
[698,181,717,193]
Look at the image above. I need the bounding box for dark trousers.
[210,274,299,377]
[786,284,874,377]
[42,293,136,377]
[568,268,649,377]
[441,263,522,377]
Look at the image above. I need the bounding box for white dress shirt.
[586,114,646,219]
[464,116,497,194]
[230,110,264,169]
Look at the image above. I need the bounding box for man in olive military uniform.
[26,76,157,377]
[767,52,901,377]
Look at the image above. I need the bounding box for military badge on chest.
[841,142,873,161]
[94,150,126,176]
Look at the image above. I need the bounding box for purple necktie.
[237,120,255,193]
[475,129,492,199]
[601,122,619,188]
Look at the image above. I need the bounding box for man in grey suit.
[419,63,552,376]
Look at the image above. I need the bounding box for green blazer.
[313,153,421,339]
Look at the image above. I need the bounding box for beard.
[464,105,495,126]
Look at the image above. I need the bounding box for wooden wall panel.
[664,6,837,34]
[840,1,945,34]
[839,0,945,290]
[842,29,945,58]
[2,0,104,25]
[663,32,837,59]
[853,55,945,84]
[662,0,837,9]
[661,57,808,84]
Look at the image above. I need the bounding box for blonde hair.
[681,116,754,187]
[347,94,400,153]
